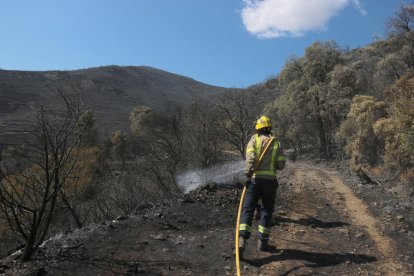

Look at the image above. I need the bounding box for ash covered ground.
[1,160,413,275]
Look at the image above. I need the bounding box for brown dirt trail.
[242,162,410,275]
[298,164,401,274]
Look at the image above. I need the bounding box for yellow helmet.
[255,116,272,130]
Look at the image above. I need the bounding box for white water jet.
[177,160,245,193]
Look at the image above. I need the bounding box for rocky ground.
[1,160,413,275]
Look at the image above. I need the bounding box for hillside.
[0,66,227,144]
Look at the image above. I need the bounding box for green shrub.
[374,76,414,171]
[336,95,386,169]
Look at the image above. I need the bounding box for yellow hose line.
[235,137,275,276]
[235,186,246,276]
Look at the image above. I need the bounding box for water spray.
[177,161,245,193]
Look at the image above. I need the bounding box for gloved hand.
[244,176,252,188]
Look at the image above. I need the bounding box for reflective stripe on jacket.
[245,134,285,179]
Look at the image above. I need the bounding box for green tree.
[271,41,347,157]
[336,95,386,169]
[374,76,414,170]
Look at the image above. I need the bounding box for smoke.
[177,161,245,193]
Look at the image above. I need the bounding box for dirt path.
[242,162,410,275]
[310,165,402,271]
[300,164,402,274]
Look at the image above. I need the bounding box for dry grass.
[369,166,386,177]
[66,146,101,194]
[400,169,414,183]
[1,146,102,208]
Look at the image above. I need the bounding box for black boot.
[257,239,269,252]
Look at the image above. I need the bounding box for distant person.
[238,116,285,255]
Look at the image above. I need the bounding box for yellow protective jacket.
[245,133,285,179]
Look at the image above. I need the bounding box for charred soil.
[1,160,413,275]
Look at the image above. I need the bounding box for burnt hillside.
[0,66,227,144]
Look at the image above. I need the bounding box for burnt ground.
[1,160,413,275]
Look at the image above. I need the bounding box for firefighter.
[239,116,285,255]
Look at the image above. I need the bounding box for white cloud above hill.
[241,0,366,38]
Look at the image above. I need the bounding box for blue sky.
[0,0,407,87]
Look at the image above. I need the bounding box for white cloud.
[351,0,367,15]
[241,0,366,38]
